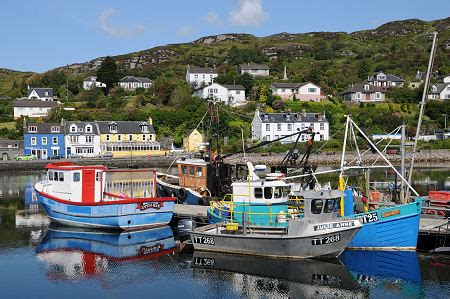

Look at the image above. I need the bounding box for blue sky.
[1,0,448,72]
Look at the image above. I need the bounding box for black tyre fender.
[177,188,187,202]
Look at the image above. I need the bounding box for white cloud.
[202,11,223,26]
[178,26,196,37]
[229,0,269,27]
[99,8,145,38]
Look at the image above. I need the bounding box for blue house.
[23,122,65,159]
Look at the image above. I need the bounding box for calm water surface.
[0,166,449,298]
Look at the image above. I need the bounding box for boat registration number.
[194,257,215,267]
[311,234,340,245]
[193,236,215,245]
[355,212,379,224]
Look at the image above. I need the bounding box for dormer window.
[108,122,118,133]
[263,114,269,121]
[364,85,370,91]
[28,126,37,132]
[377,73,386,81]
[85,125,92,133]
[51,126,60,133]
[70,125,77,132]
[139,123,149,133]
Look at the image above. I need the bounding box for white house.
[238,64,269,77]
[364,71,405,89]
[251,109,329,144]
[341,83,386,102]
[439,74,450,83]
[83,76,106,90]
[64,122,101,157]
[271,82,321,101]
[428,83,450,100]
[27,87,56,101]
[13,100,60,119]
[185,66,218,88]
[193,83,246,106]
[119,76,153,90]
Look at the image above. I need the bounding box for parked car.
[101,152,113,158]
[48,155,63,160]
[67,153,82,159]
[16,154,36,161]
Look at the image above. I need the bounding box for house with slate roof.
[341,83,386,102]
[238,63,270,77]
[193,83,246,107]
[428,83,450,100]
[27,87,56,101]
[271,82,321,101]
[96,119,160,158]
[185,65,218,88]
[364,71,404,89]
[118,76,153,90]
[64,121,101,157]
[13,100,60,119]
[251,109,329,144]
[83,76,106,90]
[23,121,65,159]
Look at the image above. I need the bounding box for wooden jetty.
[419,216,450,235]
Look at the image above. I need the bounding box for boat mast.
[406,31,438,199]
[339,115,350,216]
[400,124,406,203]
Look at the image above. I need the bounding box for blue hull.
[347,200,422,250]
[156,181,202,205]
[36,193,174,230]
[36,226,176,260]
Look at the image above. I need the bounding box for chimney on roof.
[148,117,153,125]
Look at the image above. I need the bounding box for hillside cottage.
[27,87,56,101]
[271,82,321,101]
[183,129,204,152]
[193,83,246,106]
[364,71,404,89]
[428,83,450,100]
[13,100,60,119]
[96,119,160,158]
[119,76,153,90]
[341,83,385,102]
[251,109,329,144]
[185,66,218,88]
[64,122,101,157]
[83,76,106,90]
[23,122,65,159]
[238,64,270,77]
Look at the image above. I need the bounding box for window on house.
[236,90,241,94]
[288,124,292,131]
[277,124,281,131]
[28,126,37,132]
[142,135,146,141]
[140,124,149,133]
[85,125,92,133]
[31,137,37,145]
[308,88,316,92]
[106,135,110,141]
[356,92,362,99]
[129,135,133,141]
[364,85,370,91]
[118,135,122,141]
[45,91,49,96]
[375,92,381,99]
[86,136,93,143]
[266,124,270,131]
[320,123,324,130]
[320,134,324,141]
[108,122,117,133]
[51,126,60,133]
[70,125,77,132]
[53,137,58,145]
[282,89,286,93]
[42,137,47,145]
[265,135,270,141]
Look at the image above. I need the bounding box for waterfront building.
[183,129,204,152]
[185,66,218,88]
[97,119,161,158]
[270,82,321,101]
[27,87,56,101]
[0,140,23,160]
[251,109,329,143]
[193,83,246,106]
[118,76,153,90]
[82,76,106,90]
[238,63,270,77]
[13,100,60,119]
[23,122,65,159]
[341,83,386,102]
[64,121,101,157]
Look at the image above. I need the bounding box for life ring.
[177,188,187,202]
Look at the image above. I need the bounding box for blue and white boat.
[35,162,176,230]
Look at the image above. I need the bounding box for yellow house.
[97,118,163,158]
[183,129,204,152]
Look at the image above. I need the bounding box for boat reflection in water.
[36,225,176,281]
[340,250,422,297]
[191,252,366,298]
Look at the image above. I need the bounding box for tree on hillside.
[237,73,254,96]
[97,56,119,93]
[170,83,192,108]
[357,59,371,80]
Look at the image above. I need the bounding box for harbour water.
[0,166,449,298]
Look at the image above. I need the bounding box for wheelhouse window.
[196,167,203,177]
[48,171,54,181]
[254,188,263,199]
[73,172,80,182]
[311,199,324,214]
[189,166,194,176]
[264,187,273,199]
[59,172,64,182]
[181,165,187,174]
[324,199,336,213]
[274,186,288,198]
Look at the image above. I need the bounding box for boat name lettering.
[193,236,215,245]
[314,221,355,231]
[382,209,400,218]
[139,243,164,255]
[137,202,164,210]
[311,234,341,245]
[194,257,215,267]
[355,212,379,224]
[312,274,342,285]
